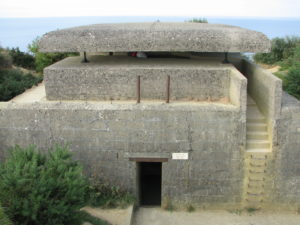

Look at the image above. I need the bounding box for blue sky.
[0,0,300,18]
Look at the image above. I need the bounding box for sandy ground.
[10,82,46,103]
[82,206,132,225]
[132,207,300,225]
[266,65,280,73]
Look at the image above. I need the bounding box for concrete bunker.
[1,22,300,210]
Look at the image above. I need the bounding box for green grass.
[274,71,287,81]
[246,207,260,213]
[228,209,243,215]
[162,199,176,212]
[87,179,135,209]
[186,204,195,212]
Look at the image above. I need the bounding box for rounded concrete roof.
[38,22,271,53]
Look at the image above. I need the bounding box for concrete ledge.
[39,22,271,53]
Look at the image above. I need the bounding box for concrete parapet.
[44,56,245,105]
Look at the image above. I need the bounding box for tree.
[284,62,300,99]
[28,37,78,73]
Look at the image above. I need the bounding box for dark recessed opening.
[139,162,162,206]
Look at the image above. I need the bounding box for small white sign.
[172,153,189,160]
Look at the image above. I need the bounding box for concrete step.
[247,117,266,123]
[248,173,266,179]
[247,96,256,105]
[248,168,267,176]
[248,183,264,189]
[248,161,267,167]
[245,195,264,203]
[248,177,265,182]
[248,167,266,174]
[247,191,264,197]
[246,148,271,153]
[246,140,270,149]
[247,131,269,140]
[247,123,268,132]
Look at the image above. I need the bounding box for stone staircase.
[243,96,272,208]
[246,97,271,153]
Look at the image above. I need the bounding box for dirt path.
[132,207,300,225]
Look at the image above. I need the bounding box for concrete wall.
[44,56,233,102]
[0,98,245,207]
[242,59,282,145]
[274,93,300,207]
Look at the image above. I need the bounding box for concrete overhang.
[38,22,271,53]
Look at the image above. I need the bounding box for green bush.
[254,36,300,65]
[284,63,300,99]
[0,49,12,69]
[88,178,135,208]
[0,69,42,101]
[186,18,208,23]
[0,145,88,225]
[28,37,78,73]
[0,203,12,225]
[8,47,35,70]
[280,43,300,70]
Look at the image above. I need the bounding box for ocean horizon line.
[1,16,300,20]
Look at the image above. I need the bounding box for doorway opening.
[138,162,162,206]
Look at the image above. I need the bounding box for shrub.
[0,203,12,225]
[186,204,195,212]
[87,178,135,208]
[280,43,300,70]
[254,36,300,65]
[28,37,78,73]
[0,145,88,225]
[8,47,35,70]
[284,62,300,100]
[0,49,12,69]
[0,69,42,101]
[186,18,208,23]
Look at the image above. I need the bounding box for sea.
[0,16,300,52]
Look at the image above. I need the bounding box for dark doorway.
[139,162,162,206]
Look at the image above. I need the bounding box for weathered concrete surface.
[38,22,271,53]
[240,59,282,148]
[0,98,245,207]
[44,56,243,103]
[133,207,300,225]
[274,92,300,207]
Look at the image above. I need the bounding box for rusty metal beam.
[137,75,141,103]
[166,75,170,103]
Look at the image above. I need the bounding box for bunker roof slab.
[38,22,271,53]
